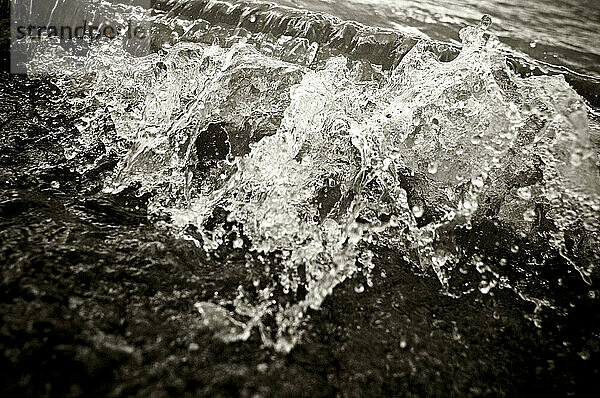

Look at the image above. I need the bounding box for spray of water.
[22,9,600,351]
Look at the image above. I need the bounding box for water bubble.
[400,340,407,349]
[354,284,365,293]
[249,15,256,23]
[523,208,536,222]
[413,114,421,126]
[479,280,492,294]
[471,175,484,188]
[471,134,482,145]
[517,186,532,200]
[570,152,582,167]
[475,260,486,273]
[479,14,492,30]
[412,204,424,218]
[233,237,244,249]
[471,80,483,96]
[462,200,474,211]
[511,244,520,254]
[499,258,507,266]
[50,180,60,189]
[529,41,537,48]
[427,161,438,174]
[257,363,268,373]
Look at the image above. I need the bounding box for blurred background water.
[277,0,600,77]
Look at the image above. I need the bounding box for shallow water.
[2,0,600,395]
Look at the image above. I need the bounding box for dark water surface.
[280,0,600,77]
[1,0,600,396]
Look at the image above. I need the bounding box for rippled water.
[3,0,600,356]
[280,0,600,78]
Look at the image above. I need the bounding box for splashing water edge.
[16,3,600,353]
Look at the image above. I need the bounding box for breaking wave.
[17,0,600,352]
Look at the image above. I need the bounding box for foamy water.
[11,0,600,352]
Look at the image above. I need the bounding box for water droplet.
[249,15,256,23]
[529,41,537,48]
[257,363,268,373]
[463,200,474,211]
[511,244,520,253]
[432,254,447,268]
[517,186,532,200]
[354,284,365,293]
[427,161,438,174]
[475,260,486,273]
[499,258,507,266]
[400,340,407,349]
[570,152,582,167]
[233,237,244,249]
[479,280,492,294]
[579,350,590,360]
[447,210,456,221]
[471,175,484,188]
[479,14,492,30]
[471,134,482,145]
[523,208,536,222]
[412,204,424,218]
[50,180,60,189]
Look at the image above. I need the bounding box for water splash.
[20,4,600,351]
